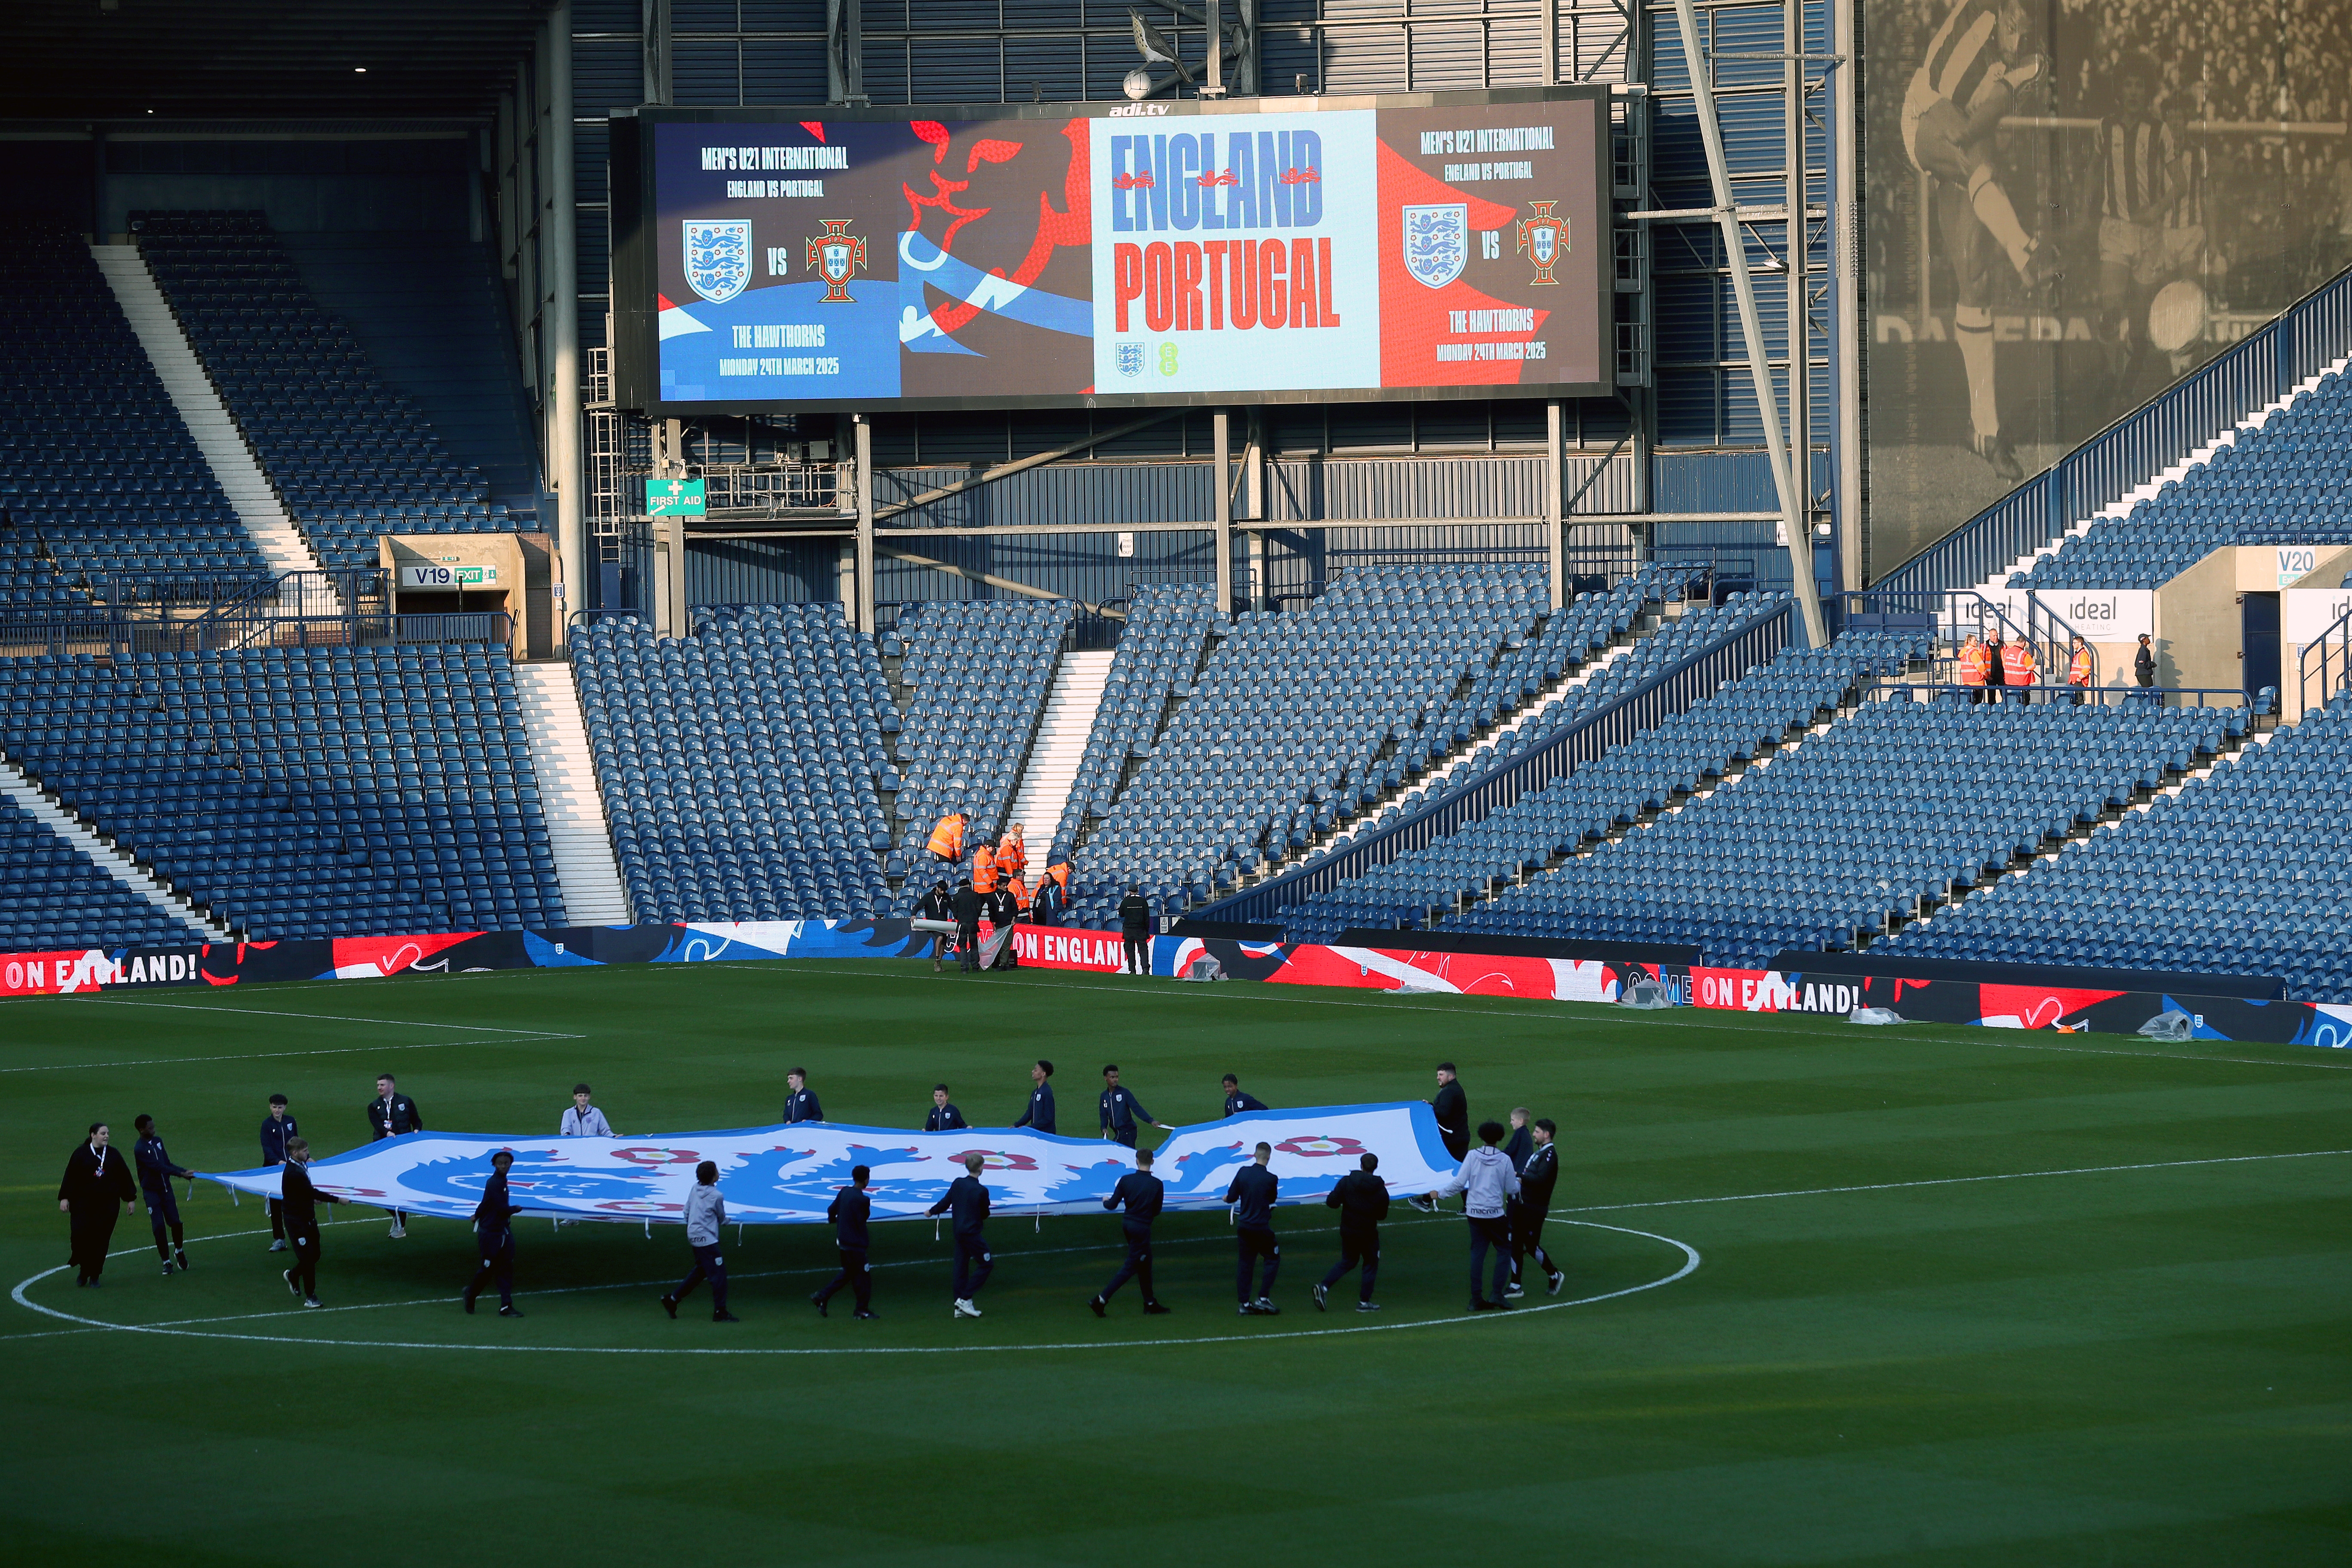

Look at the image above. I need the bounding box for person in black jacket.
[1510,1118,1567,1297]
[1430,1063,1470,1162]
[926,1152,994,1318]
[464,1150,525,1316]
[278,1137,340,1307]
[260,1094,297,1253]
[1221,1074,1268,1117]
[1313,1153,1390,1312]
[924,1085,968,1132]
[1117,886,1152,975]
[986,883,1021,969]
[914,879,955,971]
[132,1114,194,1275]
[1225,1141,1282,1315]
[58,1123,137,1287]
[2135,633,2157,688]
[1090,1146,1172,1316]
[1013,1060,1056,1135]
[366,1072,423,1237]
[811,1165,877,1319]
[950,879,984,974]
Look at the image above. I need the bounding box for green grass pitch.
[1,960,2346,1565]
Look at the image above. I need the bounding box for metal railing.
[2296,604,2352,717]
[1195,598,1795,926]
[1835,588,2096,690]
[1856,680,2254,713]
[1873,262,2352,597]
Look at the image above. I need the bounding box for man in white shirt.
[1426,1120,1522,1312]
[560,1084,614,1138]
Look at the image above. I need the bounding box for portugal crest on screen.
[683,220,752,305]
[1401,203,1469,290]
[1516,202,1567,285]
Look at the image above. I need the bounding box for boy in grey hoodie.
[660,1161,739,1323]
[1427,1120,1521,1311]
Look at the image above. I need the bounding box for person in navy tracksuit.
[132,1114,194,1275]
[927,1153,994,1318]
[260,1094,297,1251]
[1090,1147,1171,1316]
[783,1069,822,1124]
[1225,1142,1282,1314]
[1099,1065,1173,1149]
[924,1085,968,1132]
[463,1150,524,1317]
[1221,1074,1268,1117]
[1013,1060,1056,1135]
[812,1165,877,1319]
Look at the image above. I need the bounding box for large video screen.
[1862,0,2352,577]
[609,89,1612,415]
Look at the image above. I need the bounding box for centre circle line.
[6,1219,1699,1356]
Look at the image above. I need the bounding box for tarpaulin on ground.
[194,1102,1461,1225]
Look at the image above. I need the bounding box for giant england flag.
[198,1103,1460,1225]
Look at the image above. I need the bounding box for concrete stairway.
[89,243,338,603]
[0,754,230,941]
[1004,649,1114,863]
[511,662,630,926]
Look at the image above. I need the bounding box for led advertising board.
[609,88,1612,416]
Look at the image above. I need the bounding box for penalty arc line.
[5,1219,1699,1356]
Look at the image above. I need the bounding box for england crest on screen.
[1401,204,1469,290]
[1116,341,1146,379]
[684,220,753,305]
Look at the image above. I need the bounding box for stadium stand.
[885,598,1074,878]
[1884,695,2352,1000]
[1050,582,1219,867]
[572,604,897,922]
[1060,564,1567,929]
[1446,685,2229,966]
[0,228,270,601]
[131,211,534,573]
[0,644,561,939]
[1280,625,1914,941]
[0,791,206,950]
[2013,368,2352,589]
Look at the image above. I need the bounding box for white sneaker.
[1547,1270,1566,1296]
[387,1222,407,1239]
[953,1298,983,1319]
[1504,1283,1525,1299]
[267,1239,287,1253]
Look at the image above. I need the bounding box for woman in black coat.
[58,1123,138,1286]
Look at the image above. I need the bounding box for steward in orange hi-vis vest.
[972,842,998,894]
[2001,640,2035,686]
[927,813,966,861]
[1958,637,1989,686]
[996,827,1027,881]
[2068,644,2093,685]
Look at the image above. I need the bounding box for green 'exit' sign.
[646,478,706,518]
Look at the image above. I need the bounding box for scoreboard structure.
[609,87,1613,417]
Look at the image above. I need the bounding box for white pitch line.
[1558,1147,2352,1214]
[724,962,2352,1071]
[0,1032,588,1075]
[5,1217,1698,1355]
[76,997,580,1035]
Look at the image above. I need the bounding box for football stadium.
[2,1,2348,1561]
